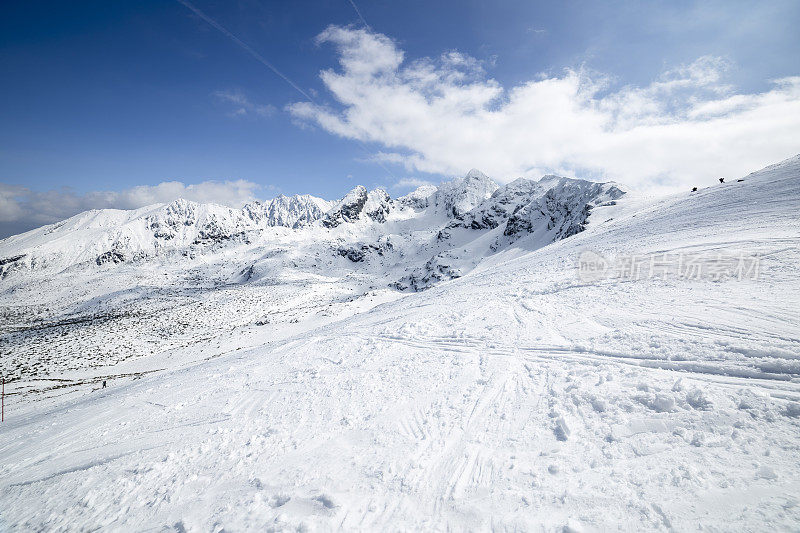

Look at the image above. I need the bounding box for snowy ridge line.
[0,167,623,284]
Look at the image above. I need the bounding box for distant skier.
[692,187,697,192]
[102,380,107,389]
[719,177,725,183]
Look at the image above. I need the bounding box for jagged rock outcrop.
[503,179,625,242]
[322,187,392,227]
[95,250,126,265]
[243,194,330,229]
[393,252,464,292]
[434,169,499,219]
[143,199,249,245]
[363,189,393,223]
[322,186,368,228]
[455,178,546,231]
[438,175,625,245]
[336,238,394,263]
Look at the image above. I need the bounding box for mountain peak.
[464,168,490,180]
[321,186,369,228]
[435,170,499,218]
[164,197,199,213]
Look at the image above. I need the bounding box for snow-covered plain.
[1,157,799,531]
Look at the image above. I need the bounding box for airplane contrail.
[175,0,314,102]
[347,0,371,29]
[176,0,397,179]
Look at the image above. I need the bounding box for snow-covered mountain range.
[1,156,799,531]
[0,169,623,289]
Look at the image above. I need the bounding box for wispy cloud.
[214,89,275,118]
[289,25,800,192]
[0,179,263,238]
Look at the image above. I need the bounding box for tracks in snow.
[368,333,800,397]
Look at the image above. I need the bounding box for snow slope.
[0,157,799,530]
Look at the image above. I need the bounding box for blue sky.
[1,0,799,236]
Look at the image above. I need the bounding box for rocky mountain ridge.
[0,169,626,290]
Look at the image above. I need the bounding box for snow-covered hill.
[1,156,799,531]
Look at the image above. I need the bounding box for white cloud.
[0,179,262,238]
[289,26,800,191]
[392,177,435,190]
[214,89,275,118]
[0,184,27,223]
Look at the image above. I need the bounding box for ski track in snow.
[1,158,800,530]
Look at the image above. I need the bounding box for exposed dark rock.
[96,251,126,265]
[323,186,368,228]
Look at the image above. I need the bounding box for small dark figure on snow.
[102,380,107,388]
[692,187,697,192]
[719,177,725,183]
